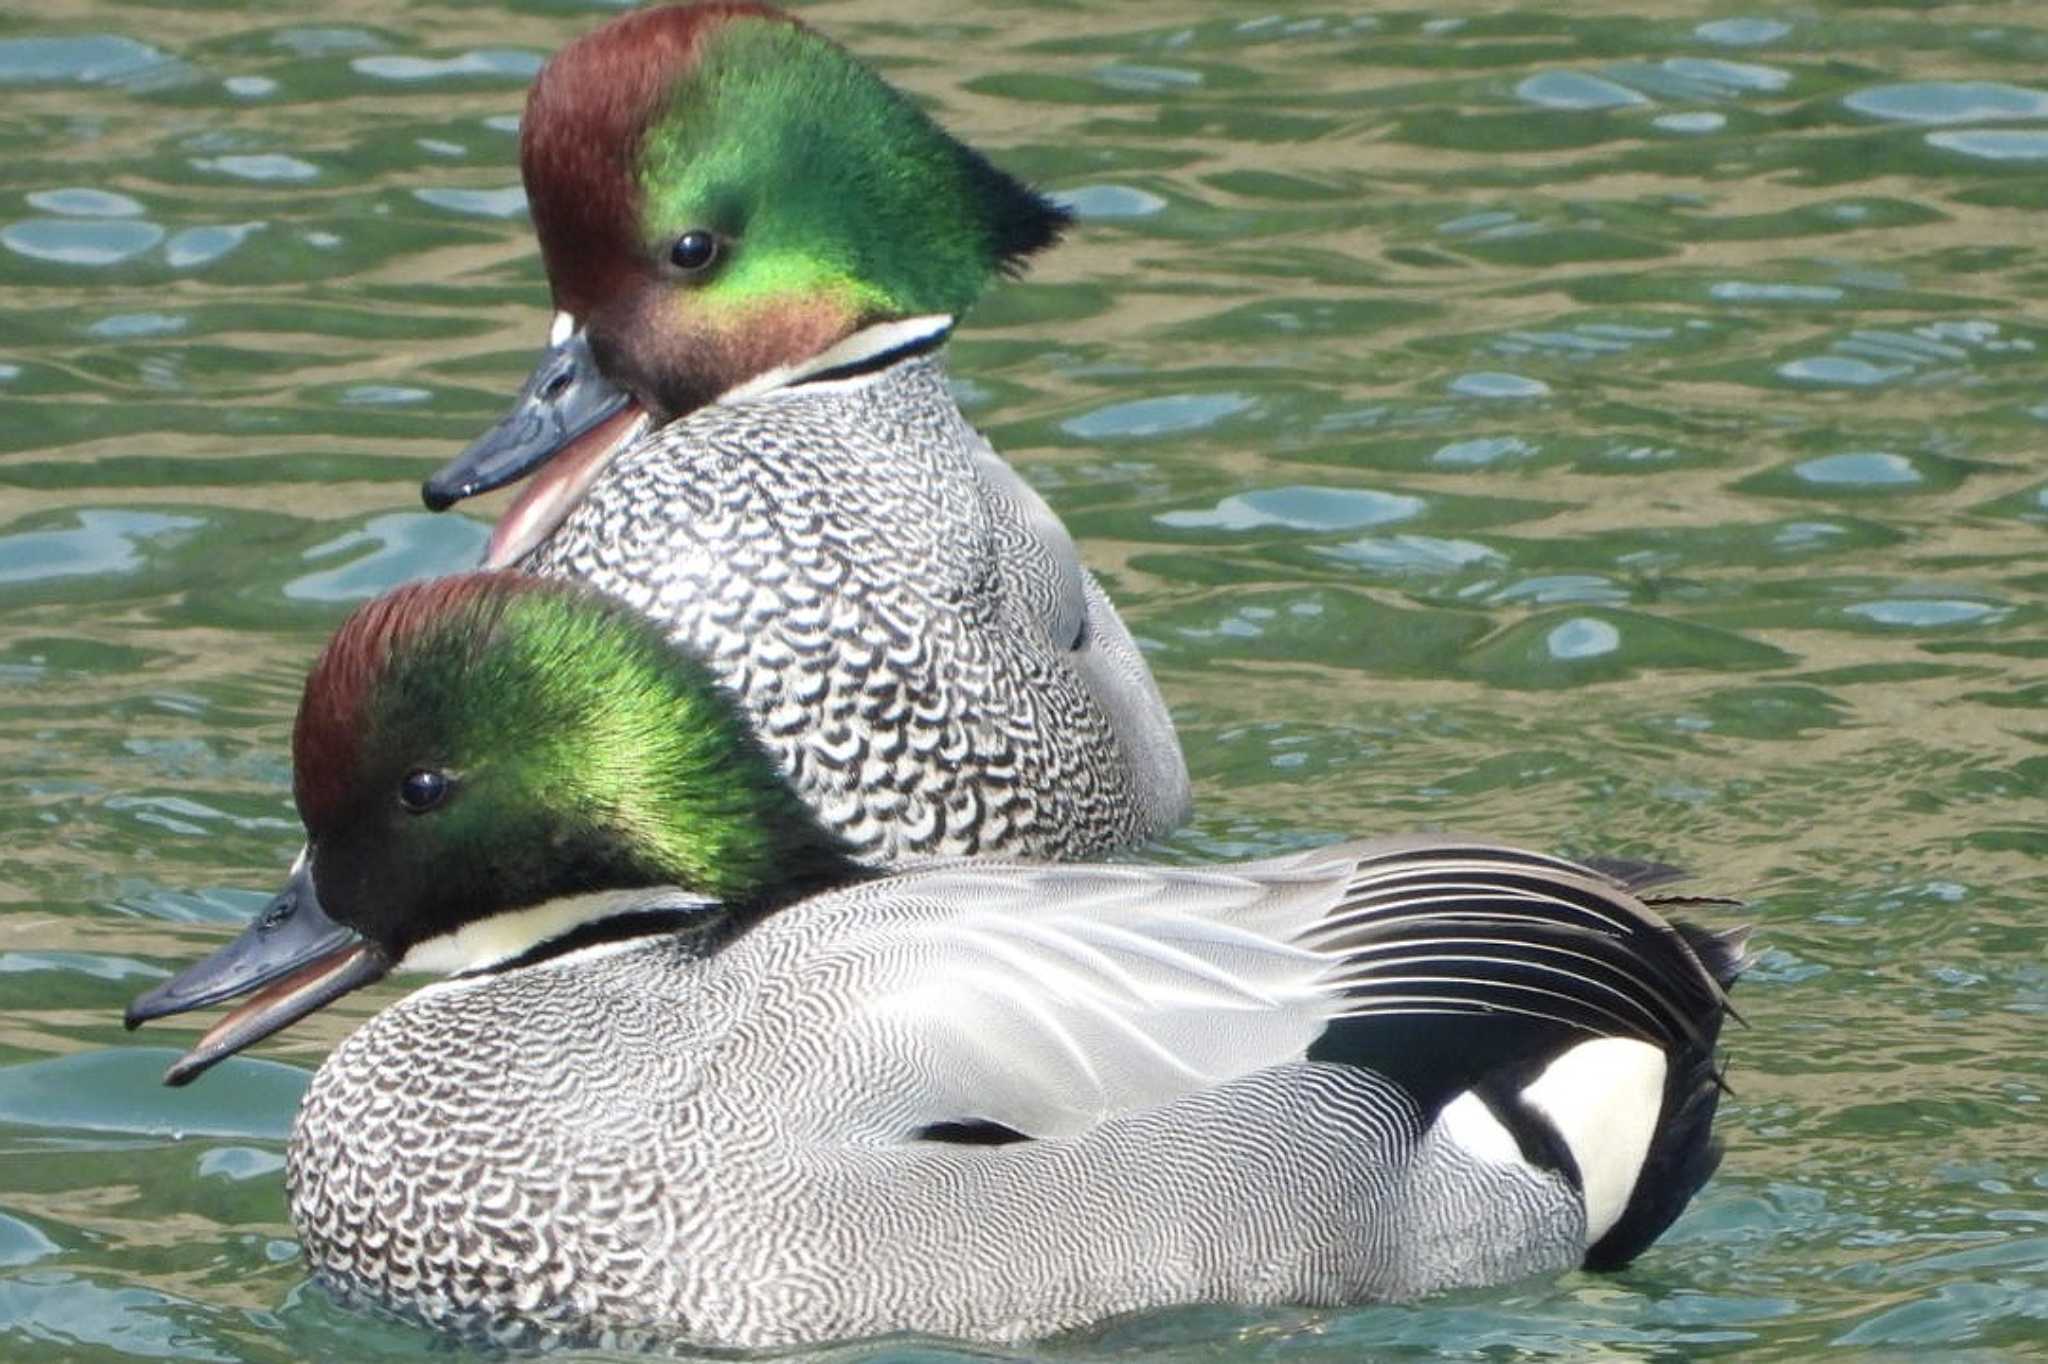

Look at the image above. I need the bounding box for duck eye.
[398,768,450,814]
[669,229,719,273]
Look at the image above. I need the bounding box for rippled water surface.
[3,1,2045,1360]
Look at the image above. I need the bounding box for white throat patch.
[394,889,684,976]
[719,314,954,405]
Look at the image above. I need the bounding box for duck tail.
[1671,919,1754,994]
[1298,842,1751,1270]
[1577,920,1748,1270]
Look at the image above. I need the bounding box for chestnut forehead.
[518,4,799,312]
[291,575,520,831]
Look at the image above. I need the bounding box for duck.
[417,2,1189,865]
[127,572,1747,1352]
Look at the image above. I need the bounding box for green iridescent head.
[292,572,857,965]
[520,3,1070,418]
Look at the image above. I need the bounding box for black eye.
[669,230,719,273]
[398,768,450,814]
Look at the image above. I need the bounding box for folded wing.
[785,837,1740,1146]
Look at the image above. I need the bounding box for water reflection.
[1,1,2045,1360]
[0,510,203,584]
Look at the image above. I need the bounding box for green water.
[2,0,2044,1359]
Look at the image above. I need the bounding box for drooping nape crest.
[519,3,1069,362]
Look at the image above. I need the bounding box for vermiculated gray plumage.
[519,350,1190,864]
[286,838,1744,1352]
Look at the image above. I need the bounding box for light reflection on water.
[1,2,2044,1360]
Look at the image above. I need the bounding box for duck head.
[126,572,859,1084]
[423,2,1070,564]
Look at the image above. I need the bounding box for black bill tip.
[126,856,344,1030]
[127,853,392,1086]
[421,328,630,511]
[160,941,390,1087]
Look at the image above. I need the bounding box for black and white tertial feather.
[288,835,1746,1351]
